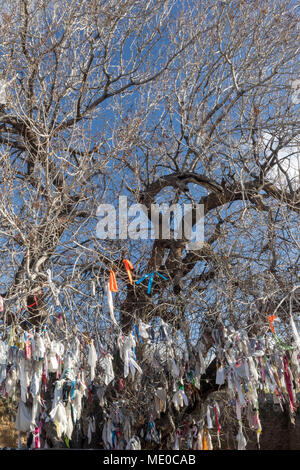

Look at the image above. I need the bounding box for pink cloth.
[283,355,295,412]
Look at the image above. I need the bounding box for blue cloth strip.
[136,272,151,285]
[136,271,167,294]
[147,272,155,294]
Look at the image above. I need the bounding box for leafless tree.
[0,0,299,449]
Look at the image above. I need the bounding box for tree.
[0,0,299,450]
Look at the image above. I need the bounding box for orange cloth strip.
[202,430,208,450]
[123,259,134,285]
[109,270,118,292]
[268,314,276,334]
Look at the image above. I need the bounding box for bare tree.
[0,0,300,450]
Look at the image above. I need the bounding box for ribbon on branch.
[136,271,167,295]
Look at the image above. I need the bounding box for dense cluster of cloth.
[0,312,299,450]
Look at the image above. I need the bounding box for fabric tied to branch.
[88,340,97,382]
[121,333,142,379]
[106,283,118,326]
[123,259,134,285]
[109,270,118,292]
[136,271,167,295]
[236,423,247,450]
[0,80,6,104]
[290,314,300,350]
[99,353,115,386]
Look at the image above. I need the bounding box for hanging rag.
[15,400,32,432]
[109,270,118,292]
[154,388,167,415]
[206,430,213,450]
[215,365,225,385]
[0,80,6,105]
[268,315,276,334]
[121,333,142,379]
[98,353,115,386]
[34,425,40,449]
[87,416,96,444]
[206,405,213,428]
[290,314,300,350]
[88,340,97,382]
[214,403,221,448]
[136,271,167,295]
[126,436,141,450]
[106,283,118,326]
[123,259,134,285]
[236,423,247,450]
[283,354,296,412]
[173,430,181,450]
[49,402,68,438]
[172,388,188,411]
[202,429,208,450]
